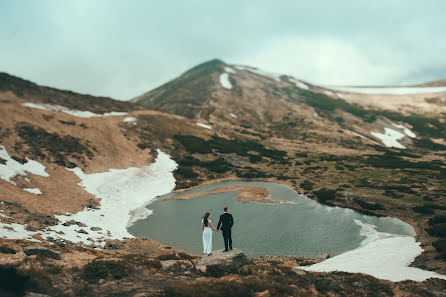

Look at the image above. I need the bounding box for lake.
[128,180,414,258]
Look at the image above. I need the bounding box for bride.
[202,212,218,256]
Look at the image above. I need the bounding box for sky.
[1,0,446,100]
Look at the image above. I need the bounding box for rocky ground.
[1,239,446,297]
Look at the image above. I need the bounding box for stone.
[25,293,51,297]
[98,279,105,284]
[180,264,186,269]
[184,271,191,275]
[161,260,179,269]
[90,226,102,231]
[317,252,330,260]
[195,249,249,277]
[133,293,148,297]
[23,246,61,260]
[292,267,306,275]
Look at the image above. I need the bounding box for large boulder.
[195,249,249,277]
[23,246,61,260]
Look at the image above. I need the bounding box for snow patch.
[196,122,212,129]
[0,150,177,246]
[326,86,446,95]
[23,188,42,195]
[123,117,137,123]
[235,65,281,82]
[391,123,416,138]
[323,90,334,96]
[289,78,309,90]
[219,73,232,89]
[302,219,446,282]
[224,66,236,74]
[371,128,406,149]
[337,93,344,98]
[22,102,128,118]
[230,113,237,119]
[0,145,49,185]
[350,131,380,145]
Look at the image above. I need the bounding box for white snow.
[196,122,212,129]
[0,223,40,241]
[371,128,406,149]
[0,145,49,185]
[323,90,334,96]
[123,117,137,123]
[302,219,446,282]
[289,78,309,90]
[0,150,177,246]
[224,67,236,74]
[21,102,128,118]
[23,188,42,195]
[391,123,416,138]
[219,73,232,89]
[350,131,380,145]
[235,65,282,82]
[325,86,446,95]
[337,93,344,98]
[230,113,237,119]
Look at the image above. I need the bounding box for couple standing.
[201,206,234,256]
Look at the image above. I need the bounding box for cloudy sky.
[1,0,445,100]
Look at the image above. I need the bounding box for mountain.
[0,64,445,296]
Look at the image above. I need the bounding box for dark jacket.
[217,213,234,232]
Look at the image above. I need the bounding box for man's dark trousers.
[222,229,232,251]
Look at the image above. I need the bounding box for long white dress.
[202,219,212,254]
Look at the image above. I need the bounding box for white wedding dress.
[202,219,212,254]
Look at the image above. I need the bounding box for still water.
[128,180,414,258]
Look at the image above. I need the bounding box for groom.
[217,206,234,252]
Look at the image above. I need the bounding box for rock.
[133,293,148,297]
[292,267,306,275]
[98,279,105,284]
[90,226,102,231]
[180,264,186,269]
[23,246,61,260]
[195,249,249,277]
[25,293,51,297]
[161,260,179,269]
[184,271,191,275]
[76,229,88,234]
[317,252,330,260]
[254,291,270,297]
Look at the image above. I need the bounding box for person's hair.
[224,207,228,212]
[203,212,210,227]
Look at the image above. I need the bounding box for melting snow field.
[0,145,49,185]
[219,73,232,89]
[0,150,177,246]
[302,220,446,282]
[371,128,406,149]
[196,122,212,129]
[326,86,446,95]
[22,102,128,118]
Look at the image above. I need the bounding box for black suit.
[217,213,234,251]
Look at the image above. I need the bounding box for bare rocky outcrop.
[23,246,61,260]
[195,249,249,277]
